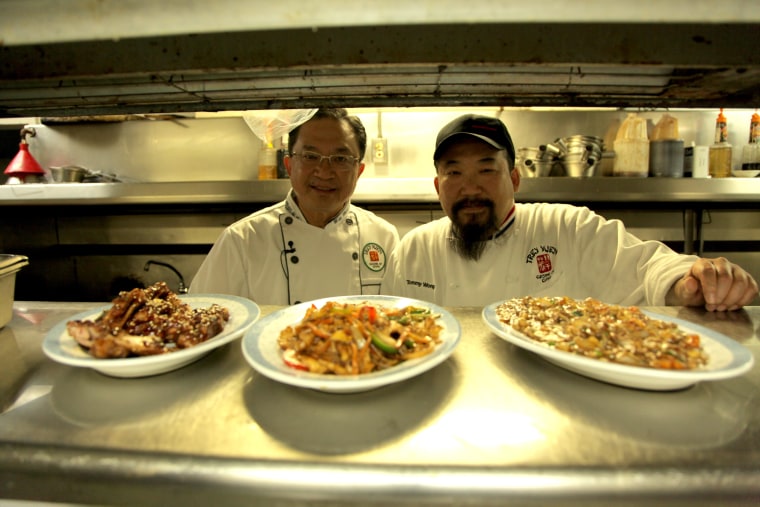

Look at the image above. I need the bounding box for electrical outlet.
[372,138,389,165]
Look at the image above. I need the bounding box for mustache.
[452,198,494,215]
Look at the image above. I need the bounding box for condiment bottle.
[749,110,760,143]
[740,110,760,171]
[258,142,278,180]
[709,108,732,178]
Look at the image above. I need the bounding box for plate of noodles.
[483,296,754,391]
[241,295,461,393]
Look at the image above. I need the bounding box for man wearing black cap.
[381,114,757,311]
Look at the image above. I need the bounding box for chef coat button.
[294,300,301,304]
[285,216,293,225]
[352,252,359,260]
[291,256,299,264]
[345,218,353,225]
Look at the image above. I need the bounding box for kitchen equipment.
[613,113,649,177]
[3,128,46,184]
[516,146,557,178]
[49,165,89,183]
[553,135,604,177]
[649,114,684,177]
[0,254,29,328]
[649,140,685,177]
[523,158,556,177]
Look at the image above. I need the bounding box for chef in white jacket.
[190,108,399,305]
[382,114,758,311]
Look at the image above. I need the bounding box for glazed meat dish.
[67,282,230,358]
[496,296,708,370]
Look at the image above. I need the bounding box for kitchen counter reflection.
[1,303,759,506]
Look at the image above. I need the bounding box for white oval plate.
[482,303,754,391]
[42,295,261,378]
[241,295,461,393]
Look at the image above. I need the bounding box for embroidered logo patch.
[362,242,386,272]
[536,253,552,274]
[526,245,557,283]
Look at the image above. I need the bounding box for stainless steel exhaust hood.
[1,1,759,117]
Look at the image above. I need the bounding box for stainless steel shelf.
[1,178,759,207]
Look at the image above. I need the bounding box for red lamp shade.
[4,142,46,177]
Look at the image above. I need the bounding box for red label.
[537,253,552,274]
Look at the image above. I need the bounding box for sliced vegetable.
[282,349,309,371]
[371,331,398,354]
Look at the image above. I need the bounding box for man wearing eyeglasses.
[190,108,399,304]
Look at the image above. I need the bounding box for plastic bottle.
[258,143,278,180]
[709,108,732,178]
[740,110,760,171]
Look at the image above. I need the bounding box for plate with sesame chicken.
[43,291,260,378]
[482,296,754,391]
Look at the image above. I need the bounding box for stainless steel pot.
[49,165,89,183]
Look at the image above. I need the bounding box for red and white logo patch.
[536,253,552,274]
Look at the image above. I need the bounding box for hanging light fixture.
[4,127,46,183]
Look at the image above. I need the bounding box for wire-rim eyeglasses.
[290,151,360,171]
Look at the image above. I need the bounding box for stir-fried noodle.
[278,301,443,375]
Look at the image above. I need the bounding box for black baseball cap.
[433,114,516,167]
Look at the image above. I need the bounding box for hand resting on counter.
[666,257,759,311]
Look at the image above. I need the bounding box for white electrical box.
[372,138,389,165]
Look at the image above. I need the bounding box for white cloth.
[381,202,696,307]
[190,191,399,305]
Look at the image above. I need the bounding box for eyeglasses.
[290,151,360,171]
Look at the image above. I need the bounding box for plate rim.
[481,301,755,386]
[241,295,461,392]
[42,294,261,373]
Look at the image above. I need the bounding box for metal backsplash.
[11,108,759,181]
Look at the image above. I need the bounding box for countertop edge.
[2,441,759,506]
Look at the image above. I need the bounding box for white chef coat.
[190,190,399,305]
[381,202,697,307]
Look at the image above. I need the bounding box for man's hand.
[666,257,759,311]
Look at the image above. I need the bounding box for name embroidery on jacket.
[406,279,436,289]
[526,245,557,283]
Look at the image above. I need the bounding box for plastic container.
[257,144,278,180]
[651,113,680,141]
[709,144,733,178]
[692,146,710,178]
[709,109,732,178]
[748,110,760,144]
[0,255,29,329]
[649,114,683,177]
[739,110,760,172]
[649,140,685,177]
[613,113,649,177]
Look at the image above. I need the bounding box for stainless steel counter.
[2,177,760,206]
[1,302,759,506]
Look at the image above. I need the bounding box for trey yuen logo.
[362,242,386,272]
[526,245,557,283]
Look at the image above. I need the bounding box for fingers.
[696,257,759,311]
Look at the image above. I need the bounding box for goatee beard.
[449,199,498,261]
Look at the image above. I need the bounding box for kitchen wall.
[3,107,759,303]
[4,107,759,183]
